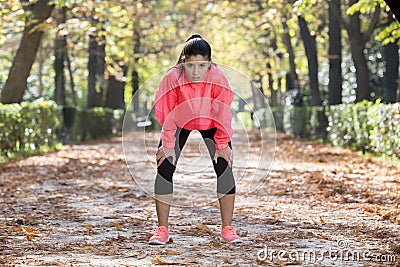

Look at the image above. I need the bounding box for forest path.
[1,131,399,266]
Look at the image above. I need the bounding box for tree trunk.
[54,7,67,106]
[384,13,399,103]
[87,35,106,108]
[270,36,283,107]
[105,63,128,109]
[383,42,399,103]
[328,0,343,105]
[37,43,45,98]
[251,78,265,110]
[268,71,277,107]
[66,50,77,106]
[348,10,371,102]
[131,69,140,113]
[350,41,371,102]
[278,77,283,106]
[0,0,54,104]
[298,15,321,106]
[345,0,380,102]
[131,29,141,113]
[282,17,298,91]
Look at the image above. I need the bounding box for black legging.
[155,127,236,195]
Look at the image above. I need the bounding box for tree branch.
[363,5,381,44]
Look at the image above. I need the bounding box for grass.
[360,151,400,169]
[0,142,63,164]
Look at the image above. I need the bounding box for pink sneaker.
[148,226,170,245]
[221,226,243,243]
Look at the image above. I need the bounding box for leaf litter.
[0,131,399,266]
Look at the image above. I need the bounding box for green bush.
[67,107,125,143]
[0,100,61,157]
[282,106,326,140]
[270,107,284,132]
[2,99,398,160]
[326,100,400,157]
[272,101,399,157]
[0,101,125,160]
[368,103,400,157]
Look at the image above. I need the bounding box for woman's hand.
[213,146,233,168]
[156,146,176,167]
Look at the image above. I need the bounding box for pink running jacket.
[154,64,234,149]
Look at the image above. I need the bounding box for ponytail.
[176,34,211,65]
[186,33,202,42]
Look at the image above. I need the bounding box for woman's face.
[183,55,211,83]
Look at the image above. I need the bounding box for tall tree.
[267,67,278,106]
[0,0,54,104]
[328,0,343,105]
[383,12,399,103]
[105,61,127,109]
[344,0,381,102]
[298,15,322,106]
[282,15,299,92]
[54,7,67,106]
[267,36,283,107]
[131,29,141,113]
[87,34,106,108]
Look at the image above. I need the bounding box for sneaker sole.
[148,236,170,245]
[220,237,243,244]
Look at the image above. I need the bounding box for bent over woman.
[149,34,242,245]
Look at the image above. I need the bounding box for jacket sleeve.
[212,77,234,149]
[154,73,178,148]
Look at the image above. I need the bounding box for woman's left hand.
[213,146,233,168]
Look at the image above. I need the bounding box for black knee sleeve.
[154,128,191,195]
[214,157,236,195]
[154,157,175,195]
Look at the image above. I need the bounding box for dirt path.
[1,131,399,266]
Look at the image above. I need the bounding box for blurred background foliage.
[0,0,399,160]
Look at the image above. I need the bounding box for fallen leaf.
[162,250,181,255]
[150,255,180,265]
[113,221,126,231]
[20,226,39,241]
[83,224,94,229]
[195,224,210,231]
[118,187,130,192]
[137,251,151,260]
[26,234,35,241]
[20,226,39,234]
[381,211,391,220]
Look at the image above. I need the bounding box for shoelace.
[223,226,236,235]
[154,227,167,237]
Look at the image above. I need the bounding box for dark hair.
[177,34,211,64]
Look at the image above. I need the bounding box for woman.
[149,34,242,244]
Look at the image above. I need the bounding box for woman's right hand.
[156,146,176,167]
